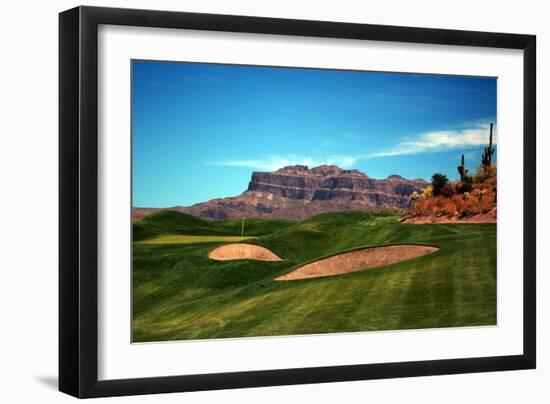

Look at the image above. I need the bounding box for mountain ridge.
[133,165,428,221]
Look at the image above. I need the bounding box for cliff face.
[172,165,428,220]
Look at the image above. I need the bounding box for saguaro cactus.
[481,123,495,167]
[457,154,469,181]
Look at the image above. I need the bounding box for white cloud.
[208,121,495,170]
[209,154,359,171]
[368,122,496,158]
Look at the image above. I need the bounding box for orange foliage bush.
[412,178,496,218]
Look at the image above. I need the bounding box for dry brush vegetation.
[407,124,497,223]
[410,165,497,220]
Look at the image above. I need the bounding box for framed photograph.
[59,6,536,398]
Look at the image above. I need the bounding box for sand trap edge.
[276,244,439,281]
[208,243,284,262]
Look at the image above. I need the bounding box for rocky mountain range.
[133,165,428,221]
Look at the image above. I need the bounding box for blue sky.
[132,60,496,208]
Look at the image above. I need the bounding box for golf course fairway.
[132,210,496,342]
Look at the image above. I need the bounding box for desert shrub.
[461,196,480,216]
[431,173,449,196]
[412,197,430,216]
[410,168,496,218]
[441,199,458,215]
[414,195,452,216]
[484,176,497,186]
[421,186,433,198]
[479,191,496,213]
[429,197,445,216]
[457,175,473,193]
[412,187,496,218]
[473,164,497,184]
[439,182,455,198]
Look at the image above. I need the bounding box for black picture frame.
[59,5,536,398]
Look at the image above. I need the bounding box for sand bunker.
[208,243,283,261]
[276,244,438,281]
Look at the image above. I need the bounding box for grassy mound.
[137,235,253,245]
[133,210,296,241]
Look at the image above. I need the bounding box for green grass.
[132,210,496,342]
[133,210,295,241]
[137,235,254,245]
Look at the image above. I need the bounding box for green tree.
[431,173,449,196]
